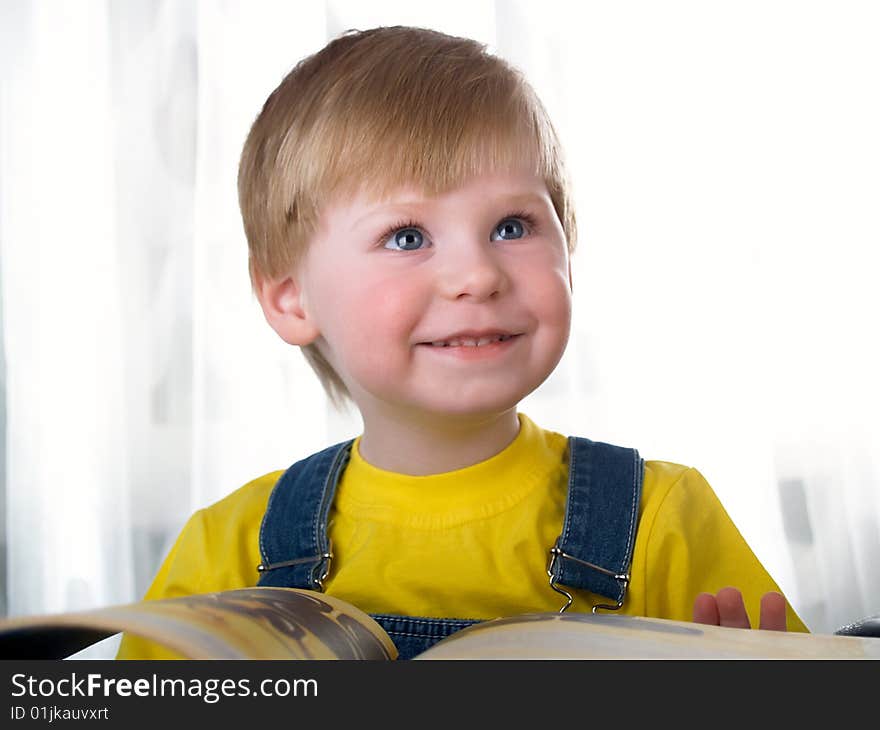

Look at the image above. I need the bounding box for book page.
[416,612,880,659]
[0,588,397,660]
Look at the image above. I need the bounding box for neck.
[357,407,521,475]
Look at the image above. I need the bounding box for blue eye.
[384,227,425,251]
[492,218,525,241]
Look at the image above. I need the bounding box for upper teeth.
[430,335,513,347]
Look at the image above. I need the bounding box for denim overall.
[257,436,644,659]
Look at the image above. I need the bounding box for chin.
[408,387,534,421]
[359,371,547,421]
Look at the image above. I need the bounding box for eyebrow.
[350,192,550,230]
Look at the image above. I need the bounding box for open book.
[1,587,878,660]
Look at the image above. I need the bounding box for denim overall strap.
[547,436,645,610]
[256,440,354,590]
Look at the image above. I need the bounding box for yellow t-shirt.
[117,414,807,659]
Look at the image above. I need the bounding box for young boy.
[117,25,807,660]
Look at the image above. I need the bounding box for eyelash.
[376,210,540,249]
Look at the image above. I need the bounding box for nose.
[436,243,508,302]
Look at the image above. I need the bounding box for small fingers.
[713,587,751,629]
[692,592,721,625]
[759,591,788,631]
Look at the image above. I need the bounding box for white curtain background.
[1,1,878,657]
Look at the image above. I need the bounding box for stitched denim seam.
[613,451,641,601]
[620,452,641,570]
[311,441,352,588]
[382,629,475,640]
[560,437,578,548]
[258,470,288,570]
[312,449,334,584]
[371,615,478,628]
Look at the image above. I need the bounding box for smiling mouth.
[419,334,521,348]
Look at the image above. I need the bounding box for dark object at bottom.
[835,612,880,638]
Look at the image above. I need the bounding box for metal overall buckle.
[546,538,630,614]
[256,540,334,592]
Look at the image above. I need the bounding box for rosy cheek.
[340,275,425,354]
[372,276,424,323]
[529,266,571,320]
[554,275,574,322]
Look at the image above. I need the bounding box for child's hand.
[692,587,787,631]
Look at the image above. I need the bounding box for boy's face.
[295,169,572,423]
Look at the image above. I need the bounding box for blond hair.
[238,25,577,406]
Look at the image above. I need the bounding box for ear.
[568,259,574,293]
[254,272,320,346]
